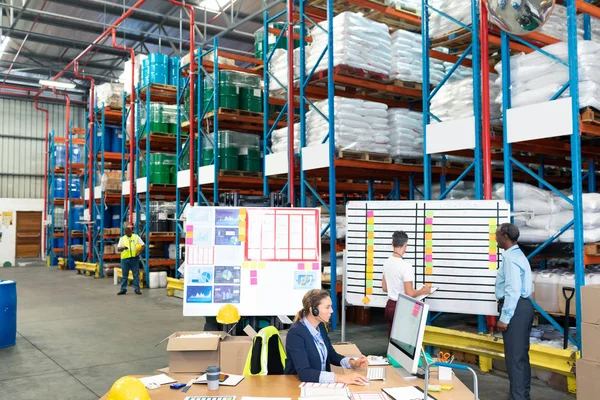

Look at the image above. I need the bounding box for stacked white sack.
[307,12,392,76]
[271,123,300,155]
[321,215,347,239]
[494,40,600,109]
[268,48,300,92]
[429,0,471,38]
[391,30,445,85]
[431,76,501,121]
[415,181,476,200]
[389,0,420,14]
[388,108,423,159]
[306,97,390,153]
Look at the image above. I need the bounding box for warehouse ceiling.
[0,0,284,94]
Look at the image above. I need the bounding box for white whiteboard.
[183,206,321,316]
[344,200,510,316]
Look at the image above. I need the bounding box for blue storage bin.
[70,206,85,230]
[54,177,66,198]
[0,280,16,348]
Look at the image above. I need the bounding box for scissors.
[437,351,454,363]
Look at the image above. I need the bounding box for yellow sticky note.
[366,288,373,295]
[186,232,193,238]
[238,234,246,242]
[242,262,250,269]
[425,267,433,275]
[489,233,496,241]
[238,220,247,229]
[258,262,265,269]
[425,232,433,240]
[251,262,258,270]
[366,265,373,273]
[367,217,375,224]
[367,232,375,239]
[367,250,374,258]
[367,259,374,267]
[362,296,371,305]
[489,262,498,270]
[366,272,373,280]
[239,208,247,218]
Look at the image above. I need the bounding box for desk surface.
[99,365,474,399]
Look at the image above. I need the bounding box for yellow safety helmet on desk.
[107,376,150,400]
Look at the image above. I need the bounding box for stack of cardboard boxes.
[576,285,600,399]
[104,171,121,193]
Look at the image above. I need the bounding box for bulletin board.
[344,200,510,316]
[183,206,321,317]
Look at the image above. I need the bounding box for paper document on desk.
[415,286,438,302]
[194,373,244,386]
[138,374,176,388]
[299,382,350,399]
[382,387,437,400]
[367,355,390,366]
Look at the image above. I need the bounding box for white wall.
[0,198,44,266]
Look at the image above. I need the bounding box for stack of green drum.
[202,131,261,173]
[254,23,301,61]
[147,102,169,134]
[203,71,262,113]
[239,73,262,113]
[163,105,178,134]
[141,153,176,184]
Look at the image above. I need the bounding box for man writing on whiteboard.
[495,223,534,400]
[381,231,430,337]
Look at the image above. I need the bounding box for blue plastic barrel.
[97,127,112,152]
[0,280,17,348]
[71,238,83,245]
[71,206,84,230]
[96,206,111,227]
[169,56,181,87]
[53,238,64,249]
[148,53,169,85]
[111,128,124,153]
[70,178,81,199]
[141,59,149,87]
[55,145,66,168]
[54,177,66,198]
[71,145,82,163]
[111,206,121,228]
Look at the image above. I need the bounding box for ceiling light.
[39,79,76,89]
[0,36,9,55]
[198,0,237,13]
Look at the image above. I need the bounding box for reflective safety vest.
[243,326,287,376]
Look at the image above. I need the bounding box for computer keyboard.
[367,367,386,381]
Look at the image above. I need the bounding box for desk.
[100,365,474,399]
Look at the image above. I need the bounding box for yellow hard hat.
[217,304,240,324]
[107,376,150,400]
[135,244,143,254]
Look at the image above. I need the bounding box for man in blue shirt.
[495,223,534,400]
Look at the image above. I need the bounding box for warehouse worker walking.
[495,223,534,400]
[381,231,430,337]
[116,225,145,295]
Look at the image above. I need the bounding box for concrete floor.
[0,264,574,400]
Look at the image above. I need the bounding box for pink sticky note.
[250,270,257,278]
[250,278,257,285]
[185,238,193,245]
[489,254,498,262]
[297,263,304,270]
[412,303,421,317]
[186,225,194,232]
[312,262,320,270]
[366,210,374,218]
[425,218,433,224]
[425,254,433,262]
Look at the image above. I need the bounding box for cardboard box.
[166,331,227,373]
[582,285,600,325]
[103,245,114,255]
[332,343,361,358]
[577,359,600,400]
[220,335,253,375]
[582,323,600,363]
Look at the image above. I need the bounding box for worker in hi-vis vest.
[116,225,145,295]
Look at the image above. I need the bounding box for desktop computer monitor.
[387,292,429,376]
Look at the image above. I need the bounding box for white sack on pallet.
[388,108,424,159]
[428,0,471,38]
[390,30,446,85]
[269,48,301,92]
[558,227,600,243]
[307,12,392,76]
[306,97,390,152]
[555,192,600,212]
[321,215,347,239]
[518,227,552,243]
[430,77,501,122]
[271,123,300,155]
[527,210,600,231]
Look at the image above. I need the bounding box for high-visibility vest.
[243,326,287,376]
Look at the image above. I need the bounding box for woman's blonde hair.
[293,289,331,323]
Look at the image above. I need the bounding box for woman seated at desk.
[284,289,369,385]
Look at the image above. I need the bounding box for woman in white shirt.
[381,231,430,337]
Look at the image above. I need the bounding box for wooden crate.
[581,107,600,126]
[585,243,600,256]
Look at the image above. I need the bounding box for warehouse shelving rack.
[45,130,58,266]
[133,83,180,280]
[498,0,600,351]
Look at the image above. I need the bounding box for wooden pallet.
[393,80,423,90]
[338,150,392,164]
[393,157,424,166]
[218,169,263,178]
[314,64,391,84]
[431,26,501,54]
[393,2,420,16]
[149,232,176,238]
[581,107,600,126]
[206,107,264,119]
[585,243,600,256]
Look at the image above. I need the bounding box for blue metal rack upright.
[46,130,58,266]
[499,0,600,350]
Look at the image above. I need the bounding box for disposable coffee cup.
[206,365,220,391]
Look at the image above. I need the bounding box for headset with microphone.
[309,291,328,325]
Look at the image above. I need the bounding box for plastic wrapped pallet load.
[96,83,125,109]
[268,48,301,93]
[493,40,600,109]
[430,76,502,122]
[306,97,390,152]
[307,12,392,76]
[390,30,445,85]
[271,123,300,155]
[428,0,471,38]
[387,108,423,160]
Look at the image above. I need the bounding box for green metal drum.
[239,87,262,112]
[239,147,261,172]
